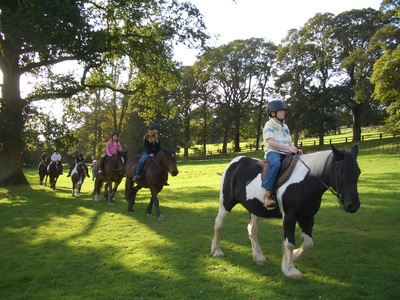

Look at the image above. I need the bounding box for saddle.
[257,154,300,189]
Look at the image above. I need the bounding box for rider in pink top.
[106,133,122,156]
[99,131,122,173]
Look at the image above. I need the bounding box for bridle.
[150,153,171,173]
[298,156,344,204]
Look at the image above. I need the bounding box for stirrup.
[263,193,276,210]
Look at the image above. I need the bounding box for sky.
[174,0,382,65]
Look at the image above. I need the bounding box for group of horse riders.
[38,122,162,183]
[37,149,63,175]
[38,149,89,178]
[98,123,161,182]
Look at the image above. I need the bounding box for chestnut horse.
[125,149,179,221]
[94,151,128,205]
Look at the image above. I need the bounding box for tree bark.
[0,67,28,185]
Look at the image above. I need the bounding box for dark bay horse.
[47,161,62,190]
[94,151,128,205]
[71,162,87,197]
[38,159,50,185]
[125,149,179,221]
[211,145,361,278]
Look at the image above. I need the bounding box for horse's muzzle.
[170,169,179,177]
[344,204,359,213]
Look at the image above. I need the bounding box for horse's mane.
[300,150,332,177]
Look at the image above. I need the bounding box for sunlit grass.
[0,150,399,299]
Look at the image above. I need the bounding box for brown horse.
[48,160,62,190]
[94,151,128,205]
[125,149,179,221]
[38,158,50,185]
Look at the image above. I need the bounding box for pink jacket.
[106,140,122,156]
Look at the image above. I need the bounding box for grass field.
[0,149,399,299]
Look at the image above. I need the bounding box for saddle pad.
[257,154,299,189]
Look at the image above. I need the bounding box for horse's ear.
[351,145,358,158]
[331,144,343,159]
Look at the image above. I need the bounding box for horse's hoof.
[108,202,114,206]
[212,251,224,258]
[283,268,302,279]
[254,256,267,265]
[157,215,165,222]
[288,272,302,279]
[146,213,152,217]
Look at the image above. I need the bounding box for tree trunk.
[352,104,362,142]
[234,117,241,152]
[0,70,28,185]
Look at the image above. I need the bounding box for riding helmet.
[78,152,83,158]
[148,123,159,131]
[267,100,286,116]
[111,131,119,137]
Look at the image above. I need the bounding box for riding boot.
[263,190,276,210]
[132,175,139,182]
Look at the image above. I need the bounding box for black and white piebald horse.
[211,145,361,278]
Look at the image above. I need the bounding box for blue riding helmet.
[148,123,159,131]
[267,100,286,117]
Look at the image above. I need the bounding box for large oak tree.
[0,0,206,185]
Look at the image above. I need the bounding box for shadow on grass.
[0,167,398,299]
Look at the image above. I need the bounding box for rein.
[150,156,170,173]
[297,156,344,204]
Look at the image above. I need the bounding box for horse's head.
[116,150,128,176]
[331,145,361,213]
[161,149,179,177]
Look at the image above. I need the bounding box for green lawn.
[0,150,399,299]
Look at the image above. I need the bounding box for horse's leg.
[125,176,135,211]
[211,205,230,258]
[247,213,267,265]
[106,181,114,205]
[281,215,302,279]
[72,180,75,196]
[77,178,82,197]
[126,185,139,212]
[112,179,121,203]
[153,194,164,222]
[293,218,314,262]
[53,176,58,190]
[108,179,121,205]
[145,197,154,217]
[94,178,102,201]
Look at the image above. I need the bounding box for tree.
[331,8,383,141]
[0,0,207,185]
[196,39,264,153]
[277,13,338,145]
[371,0,400,134]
